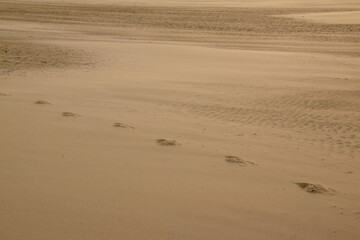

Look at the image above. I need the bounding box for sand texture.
[1,1,360,239]
[282,11,360,24]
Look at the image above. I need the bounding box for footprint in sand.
[62,112,80,117]
[224,155,257,167]
[295,182,336,195]
[35,100,51,105]
[113,122,134,129]
[0,93,9,97]
[156,139,180,146]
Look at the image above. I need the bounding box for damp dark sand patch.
[225,155,257,167]
[0,2,358,43]
[0,34,92,75]
[295,182,336,195]
[156,139,180,146]
[0,2,358,58]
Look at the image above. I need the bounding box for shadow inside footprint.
[0,93,8,97]
[35,100,51,105]
[156,139,180,146]
[62,112,79,117]
[225,155,256,167]
[295,182,335,195]
[113,122,134,129]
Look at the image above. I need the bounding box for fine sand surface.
[1,1,360,239]
[18,0,360,8]
[283,11,360,24]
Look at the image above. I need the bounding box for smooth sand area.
[1,1,360,240]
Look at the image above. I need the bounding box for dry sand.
[283,11,360,24]
[1,1,360,239]
[17,0,360,8]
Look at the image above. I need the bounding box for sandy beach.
[1,1,360,239]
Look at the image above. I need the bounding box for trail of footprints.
[62,112,80,117]
[156,139,180,146]
[0,94,341,196]
[35,100,51,105]
[225,155,257,167]
[114,122,135,129]
[295,182,336,195]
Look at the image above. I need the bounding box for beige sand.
[283,11,360,24]
[18,0,360,8]
[1,1,360,239]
